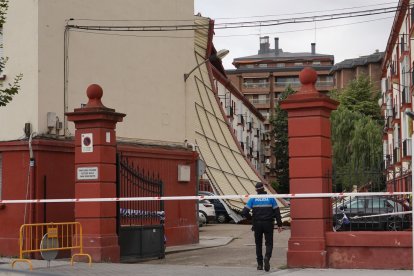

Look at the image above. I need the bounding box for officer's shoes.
[264,257,270,272]
[257,261,263,270]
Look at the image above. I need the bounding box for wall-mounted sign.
[77,167,98,180]
[178,165,191,182]
[81,133,93,153]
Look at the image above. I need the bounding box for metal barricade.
[11,222,92,270]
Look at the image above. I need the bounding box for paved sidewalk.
[166,235,234,254]
[0,224,411,275]
[0,260,411,276]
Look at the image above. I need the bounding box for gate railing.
[327,166,412,232]
[116,154,164,228]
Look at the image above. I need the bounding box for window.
[276,63,285,68]
[258,64,268,68]
[346,199,366,209]
[312,61,321,65]
[294,62,303,66]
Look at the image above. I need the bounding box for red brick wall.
[0,139,75,256]
[0,139,199,257]
[326,231,412,269]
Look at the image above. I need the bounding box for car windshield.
[344,198,365,209]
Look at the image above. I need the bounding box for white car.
[199,199,216,223]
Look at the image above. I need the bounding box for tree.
[0,0,22,107]
[270,86,296,193]
[331,75,383,192]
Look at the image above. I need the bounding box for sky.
[194,0,398,69]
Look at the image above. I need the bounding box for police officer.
[241,182,283,272]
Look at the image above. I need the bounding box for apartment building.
[226,36,334,181]
[330,51,384,90]
[381,0,413,192]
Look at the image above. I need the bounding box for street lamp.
[404,110,414,271]
[184,49,229,81]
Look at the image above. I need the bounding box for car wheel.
[217,213,227,223]
[386,217,401,231]
[199,212,207,227]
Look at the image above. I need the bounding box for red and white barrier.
[0,191,410,204]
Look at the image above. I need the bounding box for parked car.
[199,191,231,223]
[332,196,410,231]
[199,199,216,223]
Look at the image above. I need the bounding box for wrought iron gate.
[116,154,165,260]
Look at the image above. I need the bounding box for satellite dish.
[40,233,59,266]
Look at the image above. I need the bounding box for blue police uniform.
[241,184,282,272]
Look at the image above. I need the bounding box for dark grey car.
[333,196,410,231]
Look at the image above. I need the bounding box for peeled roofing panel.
[193,16,268,213]
[206,113,228,146]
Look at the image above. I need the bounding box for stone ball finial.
[299,67,317,85]
[86,84,103,100]
[85,84,104,108]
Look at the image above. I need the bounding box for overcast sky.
[194,0,398,69]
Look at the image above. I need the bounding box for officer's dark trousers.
[254,221,274,262]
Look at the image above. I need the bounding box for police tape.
[0,191,411,204]
[350,210,412,219]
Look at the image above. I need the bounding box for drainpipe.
[28,132,37,224]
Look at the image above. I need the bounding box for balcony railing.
[275,82,301,88]
[250,98,270,105]
[243,82,270,89]
[316,81,334,88]
[403,138,412,157]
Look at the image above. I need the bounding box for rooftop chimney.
[259,36,270,54]
[311,43,316,55]
[274,37,279,55]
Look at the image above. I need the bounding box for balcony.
[393,106,399,119]
[403,138,412,157]
[315,81,334,90]
[402,88,411,104]
[275,82,301,90]
[384,154,392,169]
[250,98,270,104]
[385,116,393,129]
[243,82,270,90]
[393,147,401,164]
[250,98,270,108]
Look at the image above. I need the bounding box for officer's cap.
[255,182,264,191]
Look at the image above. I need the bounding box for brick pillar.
[66,84,125,262]
[280,67,338,268]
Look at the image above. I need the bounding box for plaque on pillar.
[77,167,98,180]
